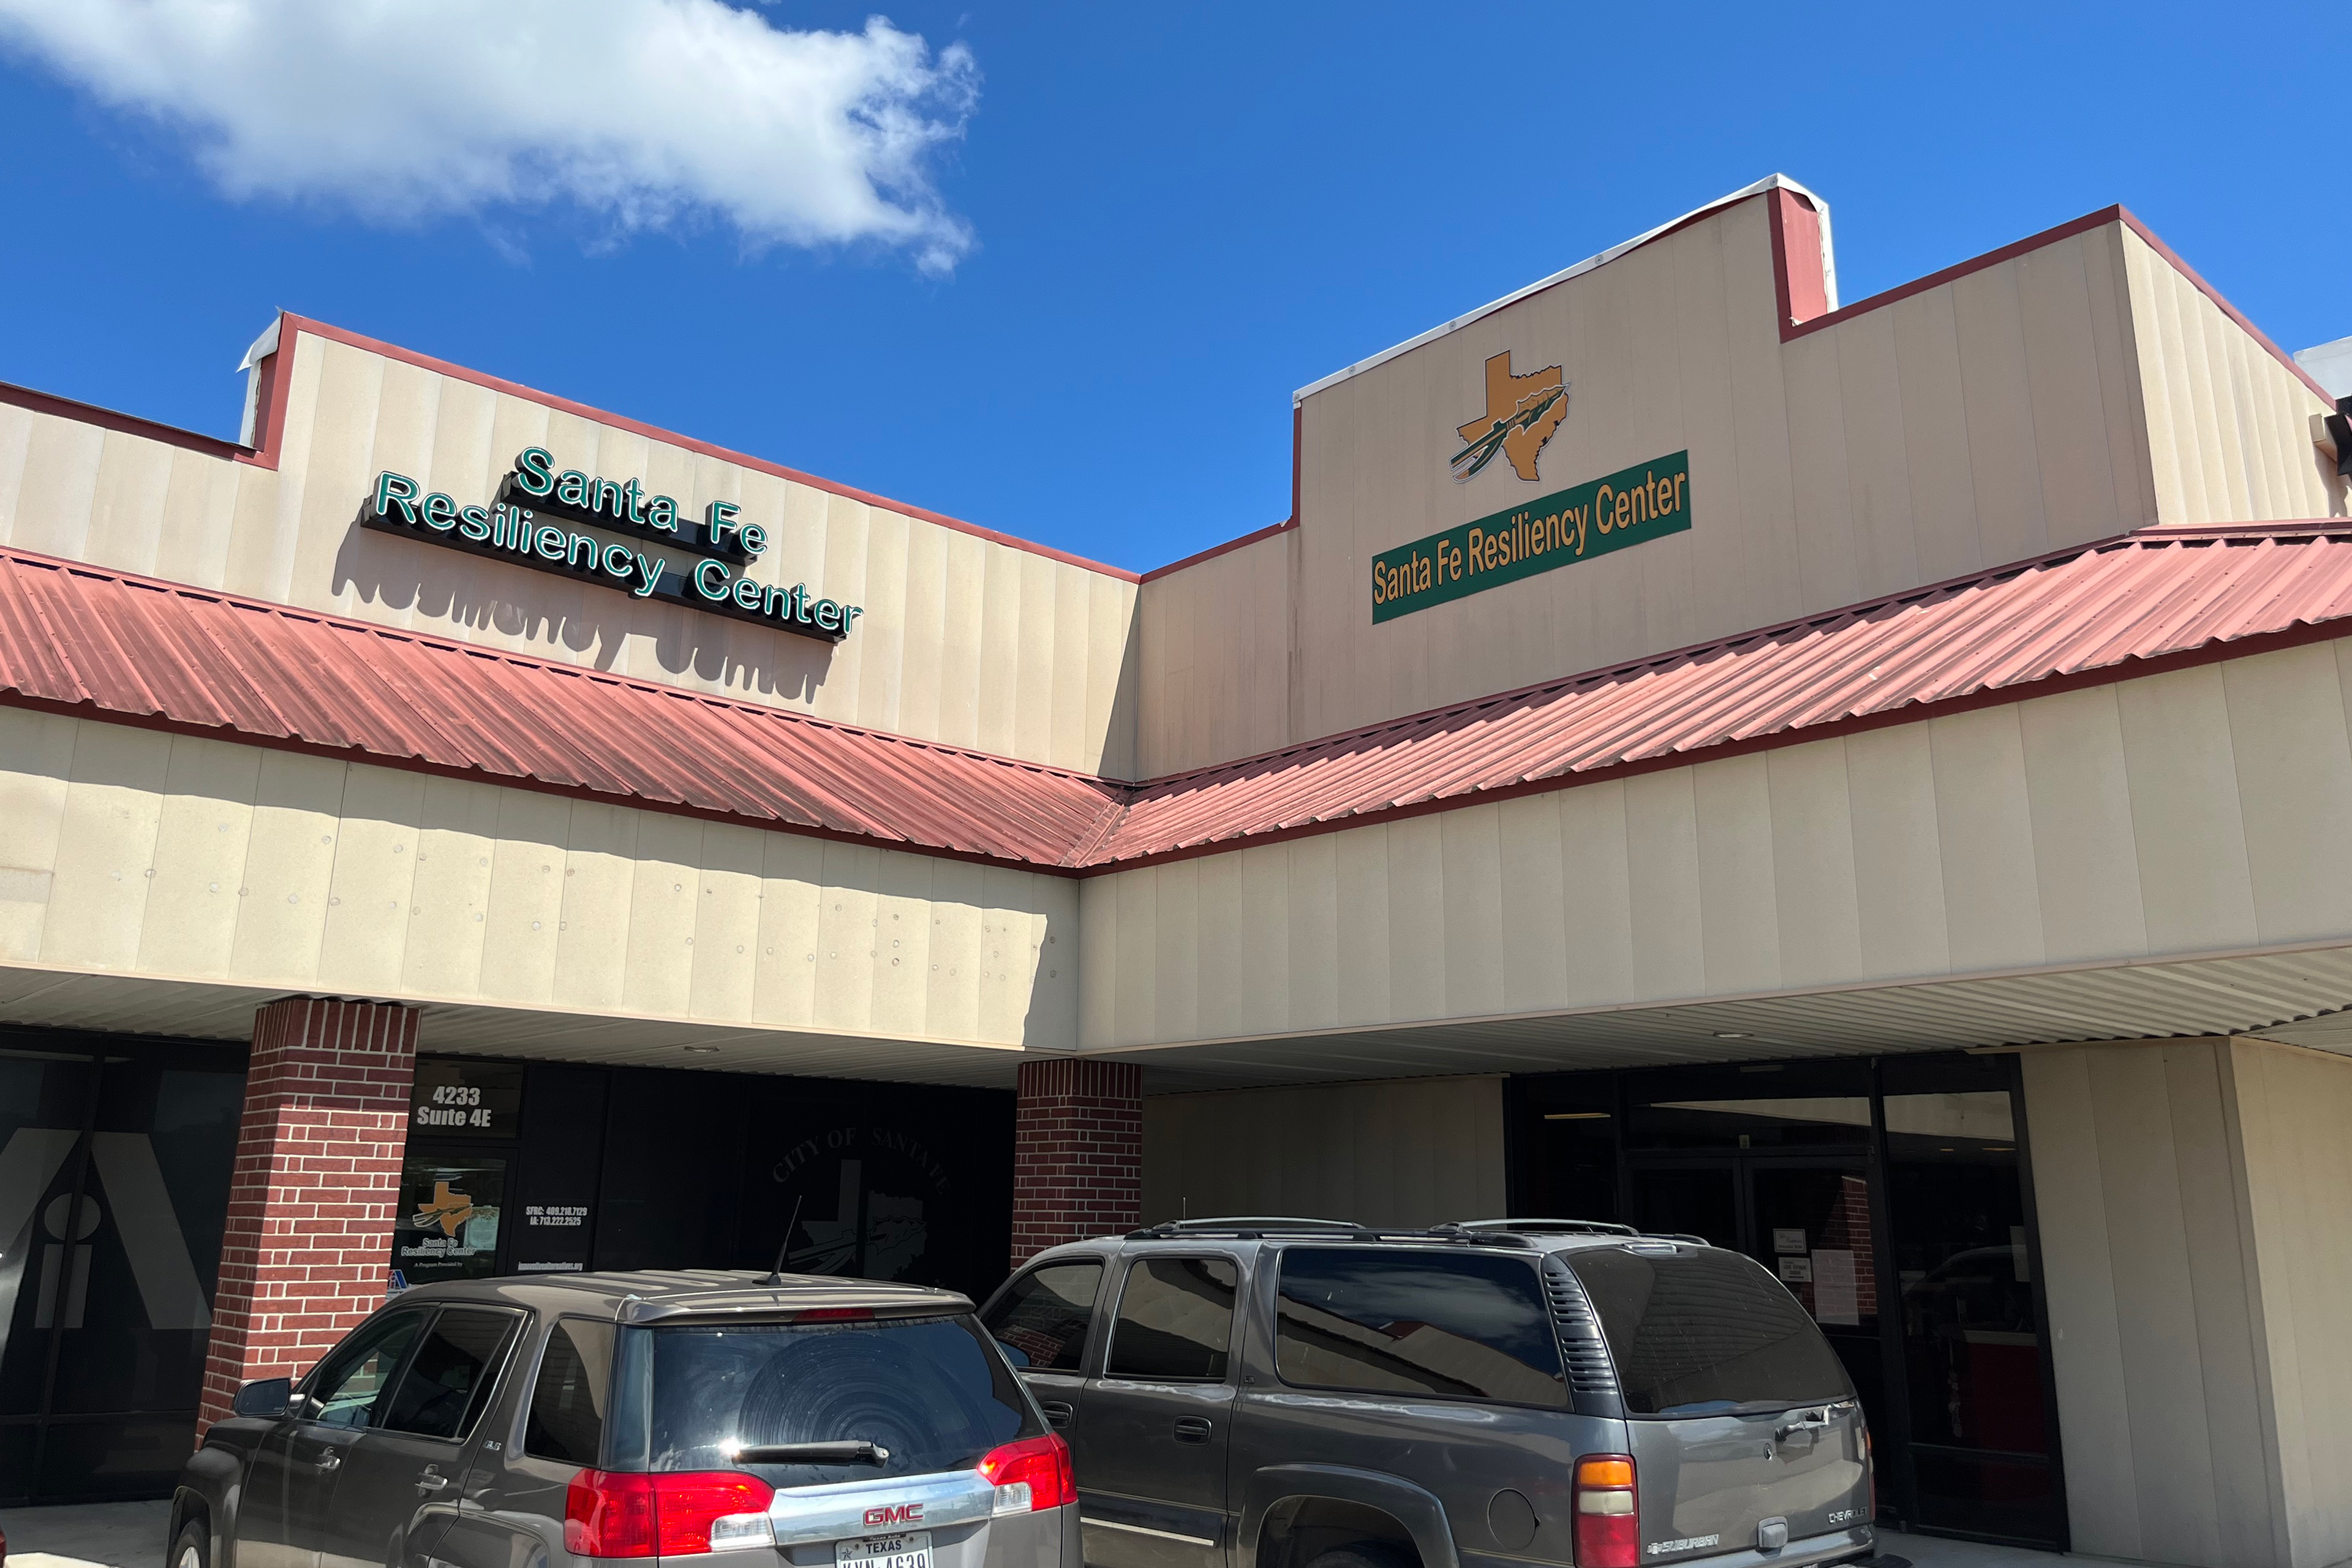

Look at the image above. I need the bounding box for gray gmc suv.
[173,1271,1077,1568]
[978,1220,1873,1568]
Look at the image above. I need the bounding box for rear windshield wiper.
[733,1441,892,1465]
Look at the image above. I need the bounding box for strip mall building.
[2,176,2350,1561]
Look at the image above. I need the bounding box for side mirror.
[232,1377,292,1419]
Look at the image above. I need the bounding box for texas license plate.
[837,1533,931,1568]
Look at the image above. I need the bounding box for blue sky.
[0,1,2342,573]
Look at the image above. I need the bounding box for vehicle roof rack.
[1122,1218,1540,1247]
[1450,1218,1640,1236]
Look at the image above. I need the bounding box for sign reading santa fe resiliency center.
[1370,451,1691,622]
[360,448,863,643]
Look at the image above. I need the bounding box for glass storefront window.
[1623,1061,1872,1150]
[1883,1083,2052,1540]
[0,1034,244,1503]
[390,1153,509,1286]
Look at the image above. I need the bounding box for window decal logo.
[1451,352,1569,481]
[412,1180,479,1237]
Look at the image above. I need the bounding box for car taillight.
[979,1433,1075,1513]
[1572,1454,1638,1568]
[1864,1424,1877,1520]
[565,1470,777,1557]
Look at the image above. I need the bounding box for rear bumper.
[1458,1526,1870,1568]
[1673,1525,1874,1568]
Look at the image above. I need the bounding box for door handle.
[1039,1401,1075,1430]
[1172,1417,1212,1444]
[315,1450,341,1472]
[416,1471,451,1491]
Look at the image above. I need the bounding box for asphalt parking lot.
[0,1501,2086,1568]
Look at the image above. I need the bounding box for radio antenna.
[764,1196,805,1287]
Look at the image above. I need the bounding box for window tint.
[382,1308,522,1440]
[1567,1246,1854,1415]
[983,1262,1102,1371]
[1275,1248,1565,1405]
[526,1319,616,1464]
[1107,1257,1237,1381]
[303,1311,428,1429]
[648,1316,1036,1482]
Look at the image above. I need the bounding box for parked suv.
[978,1220,1872,1568]
[174,1271,1077,1568]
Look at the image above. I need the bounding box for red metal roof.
[6,525,2352,876]
[0,550,1122,869]
[1090,524,2352,867]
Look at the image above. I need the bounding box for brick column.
[1011,1058,1142,1267]
[197,998,420,1438]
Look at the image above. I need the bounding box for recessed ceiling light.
[682,1044,721,1054]
[1713,1031,1751,1039]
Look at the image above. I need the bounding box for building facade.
[1,175,2349,1563]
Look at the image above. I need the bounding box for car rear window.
[1566,1246,1853,1415]
[1275,1248,1565,1406]
[648,1316,1037,1482]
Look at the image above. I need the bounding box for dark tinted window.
[303,1311,428,1429]
[1568,1246,1853,1415]
[984,1262,1102,1371]
[649,1317,1035,1483]
[1107,1257,1237,1381]
[382,1308,521,1440]
[1275,1248,1564,1405]
[526,1319,615,1464]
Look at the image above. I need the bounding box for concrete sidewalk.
[0,1500,171,1568]
[0,1504,2073,1568]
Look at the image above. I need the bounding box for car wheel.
[172,1519,209,1568]
[1303,1544,1415,1568]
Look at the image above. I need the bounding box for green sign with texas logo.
[1370,450,1691,623]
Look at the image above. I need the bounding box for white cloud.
[0,0,979,270]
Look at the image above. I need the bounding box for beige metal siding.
[2023,1037,2352,1568]
[1141,1074,1506,1227]
[1159,206,2165,764]
[0,333,1142,775]
[1135,527,1297,777]
[1082,638,2352,1049]
[2122,229,2340,526]
[0,709,1077,1055]
[2227,1039,2352,1568]
[2021,1039,2279,1566]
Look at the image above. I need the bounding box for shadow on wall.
[332,523,837,707]
[1098,605,1145,783]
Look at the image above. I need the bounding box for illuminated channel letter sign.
[359,448,864,643]
[1370,450,1690,622]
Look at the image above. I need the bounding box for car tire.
[172,1518,209,1568]
[1303,1544,1415,1568]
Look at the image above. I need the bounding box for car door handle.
[1172,1417,1212,1444]
[315,1451,341,1472]
[416,1471,451,1491]
[1038,1401,1075,1430]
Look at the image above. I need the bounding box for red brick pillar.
[197,998,420,1437]
[1011,1058,1142,1267]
